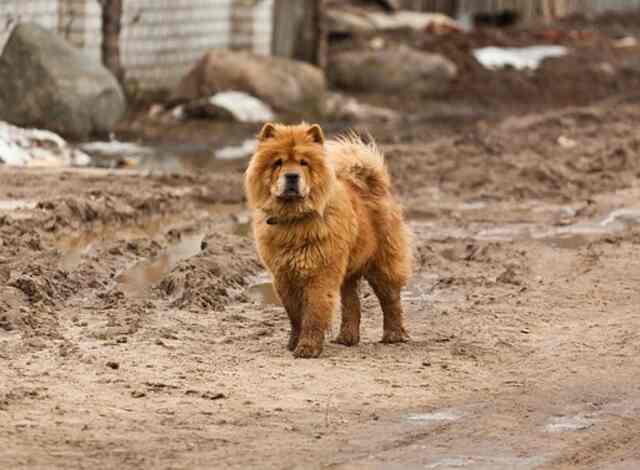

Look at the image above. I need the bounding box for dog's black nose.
[285,173,299,185]
[282,173,301,198]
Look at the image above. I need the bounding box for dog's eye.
[300,159,308,166]
[273,159,283,169]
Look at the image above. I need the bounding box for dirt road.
[6,10,640,468]
[2,90,640,469]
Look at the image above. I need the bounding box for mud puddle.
[116,233,205,296]
[55,205,246,271]
[405,410,462,423]
[80,139,253,173]
[422,455,546,470]
[55,214,190,271]
[545,415,595,433]
[411,207,640,246]
[245,271,280,306]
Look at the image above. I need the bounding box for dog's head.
[245,122,335,220]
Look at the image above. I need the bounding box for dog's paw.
[293,341,323,358]
[381,328,409,344]
[287,334,299,351]
[333,331,360,347]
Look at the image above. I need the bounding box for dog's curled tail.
[327,131,391,197]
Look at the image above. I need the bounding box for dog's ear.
[257,123,276,141]
[306,124,324,145]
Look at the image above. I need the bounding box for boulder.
[326,9,464,35]
[170,50,326,115]
[0,24,126,140]
[325,92,399,122]
[328,45,457,95]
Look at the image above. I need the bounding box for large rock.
[325,9,464,35]
[170,50,326,115]
[329,45,457,95]
[0,24,126,140]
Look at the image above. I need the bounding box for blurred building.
[0,0,273,90]
[2,0,640,91]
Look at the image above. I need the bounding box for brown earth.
[3,13,640,470]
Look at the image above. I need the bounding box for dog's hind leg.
[367,205,411,343]
[334,277,361,346]
[366,264,410,344]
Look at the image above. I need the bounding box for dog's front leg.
[293,282,339,359]
[274,279,303,351]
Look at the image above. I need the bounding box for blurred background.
[2,0,640,170]
[4,3,640,467]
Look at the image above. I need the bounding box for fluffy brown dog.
[245,122,411,358]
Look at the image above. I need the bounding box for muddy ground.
[3,13,640,470]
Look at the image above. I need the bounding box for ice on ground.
[209,91,275,123]
[0,121,90,167]
[473,46,568,70]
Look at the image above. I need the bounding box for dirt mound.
[36,193,178,232]
[417,28,630,111]
[8,264,75,305]
[2,259,77,339]
[159,232,261,312]
[385,99,640,205]
[329,18,640,117]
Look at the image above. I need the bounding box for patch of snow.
[80,141,155,158]
[473,46,568,70]
[209,91,275,123]
[171,105,185,120]
[0,121,90,167]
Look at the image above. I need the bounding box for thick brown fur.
[245,122,412,358]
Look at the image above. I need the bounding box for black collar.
[265,211,318,226]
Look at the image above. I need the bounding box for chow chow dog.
[245,122,411,358]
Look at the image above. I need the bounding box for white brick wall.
[253,0,273,56]
[0,0,59,54]
[0,0,274,90]
[122,0,234,88]
[58,0,102,63]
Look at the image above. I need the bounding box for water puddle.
[54,203,246,271]
[425,457,470,468]
[411,207,640,247]
[57,232,100,271]
[425,455,545,469]
[230,212,252,237]
[116,233,205,296]
[0,199,37,211]
[80,137,255,172]
[245,272,280,306]
[55,214,189,271]
[215,140,257,161]
[406,409,462,423]
[545,415,594,433]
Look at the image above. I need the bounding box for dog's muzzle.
[281,173,301,199]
